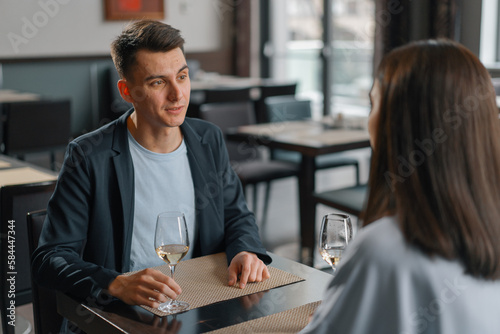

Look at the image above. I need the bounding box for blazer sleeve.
[31,142,119,301]
[211,127,272,265]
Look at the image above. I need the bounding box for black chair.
[0,180,56,334]
[1,99,71,170]
[187,86,253,119]
[204,86,252,104]
[254,81,298,123]
[199,101,299,233]
[27,209,64,334]
[265,95,361,185]
[313,184,368,218]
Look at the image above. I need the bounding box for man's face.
[123,48,191,130]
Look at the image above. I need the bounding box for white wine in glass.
[319,213,353,273]
[154,211,190,314]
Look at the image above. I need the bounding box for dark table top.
[226,120,370,157]
[57,253,332,334]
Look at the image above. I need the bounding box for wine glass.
[319,213,353,273]
[154,211,190,314]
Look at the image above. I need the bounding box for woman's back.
[301,216,500,334]
[301,39,500,334]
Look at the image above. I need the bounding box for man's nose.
[168,82,183,101]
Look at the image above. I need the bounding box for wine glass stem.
[170,264,176,280]
[169,264,178,306]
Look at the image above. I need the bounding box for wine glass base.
[158,301,190,315]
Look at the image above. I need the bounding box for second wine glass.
[154,211,190,314]
[319,213,353,273]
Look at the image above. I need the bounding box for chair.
[492,77,500,96]
[203,87,252,104]
[265,95,361,185]
[187,86,252,119]
[313,184,368,218]
[199,101,299,232]
[27,209,64,334]
[254,81,298,123]
[1,99,71,170]
[0,180,56,334]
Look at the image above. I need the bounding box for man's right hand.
[108,268,181,308]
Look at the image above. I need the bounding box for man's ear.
[118,79,134,103]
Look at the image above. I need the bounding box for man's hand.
[228,251,270,289]
[108,268,181,308]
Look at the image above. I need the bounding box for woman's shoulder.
[344,216,466,281]
[348,217,406,259]
[339,216,431,277]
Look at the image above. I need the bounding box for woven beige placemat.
[206,300,321,334]
[126,253,305,316]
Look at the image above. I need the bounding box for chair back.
[255,82,297,123]
[27,209,64,334]
[0,180,56,304]
[187,86,252,119]
[492,78,500,96]
[203,87,252,104]
[264,95,312,123]
[199,101,257,162]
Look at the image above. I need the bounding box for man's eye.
[179,75,187,80]
[152,80,163,86]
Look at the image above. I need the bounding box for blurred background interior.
[0,1,499,332]
[1,0,498,276]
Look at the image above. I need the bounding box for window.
[267,0,375,118]
[480,0,500,66]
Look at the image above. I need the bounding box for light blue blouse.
[300,216,500,334]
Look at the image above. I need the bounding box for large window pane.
[269,0,374,117]
[330,0,374,114]
[480,0,500,65]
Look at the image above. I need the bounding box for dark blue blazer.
[32,110,271,300]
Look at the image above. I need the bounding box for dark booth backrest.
[3,99,71,154]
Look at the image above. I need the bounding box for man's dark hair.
[111,20,185,80]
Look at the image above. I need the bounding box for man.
[32,20,271,311]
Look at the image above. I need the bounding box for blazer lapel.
[111,110,135,272]
[181,120,223,256]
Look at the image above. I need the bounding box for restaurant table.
[56,252,332,334]
[0,154,58,334]
[0,90,40,103]
[226,120,370,266]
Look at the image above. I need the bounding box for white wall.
[0,0,224,59]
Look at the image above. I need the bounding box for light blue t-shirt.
[128,132,196,272]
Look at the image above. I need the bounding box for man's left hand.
[228,251,270,289]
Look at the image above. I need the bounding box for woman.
[300,39,500,333]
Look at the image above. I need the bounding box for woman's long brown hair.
[362,39,500,279]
